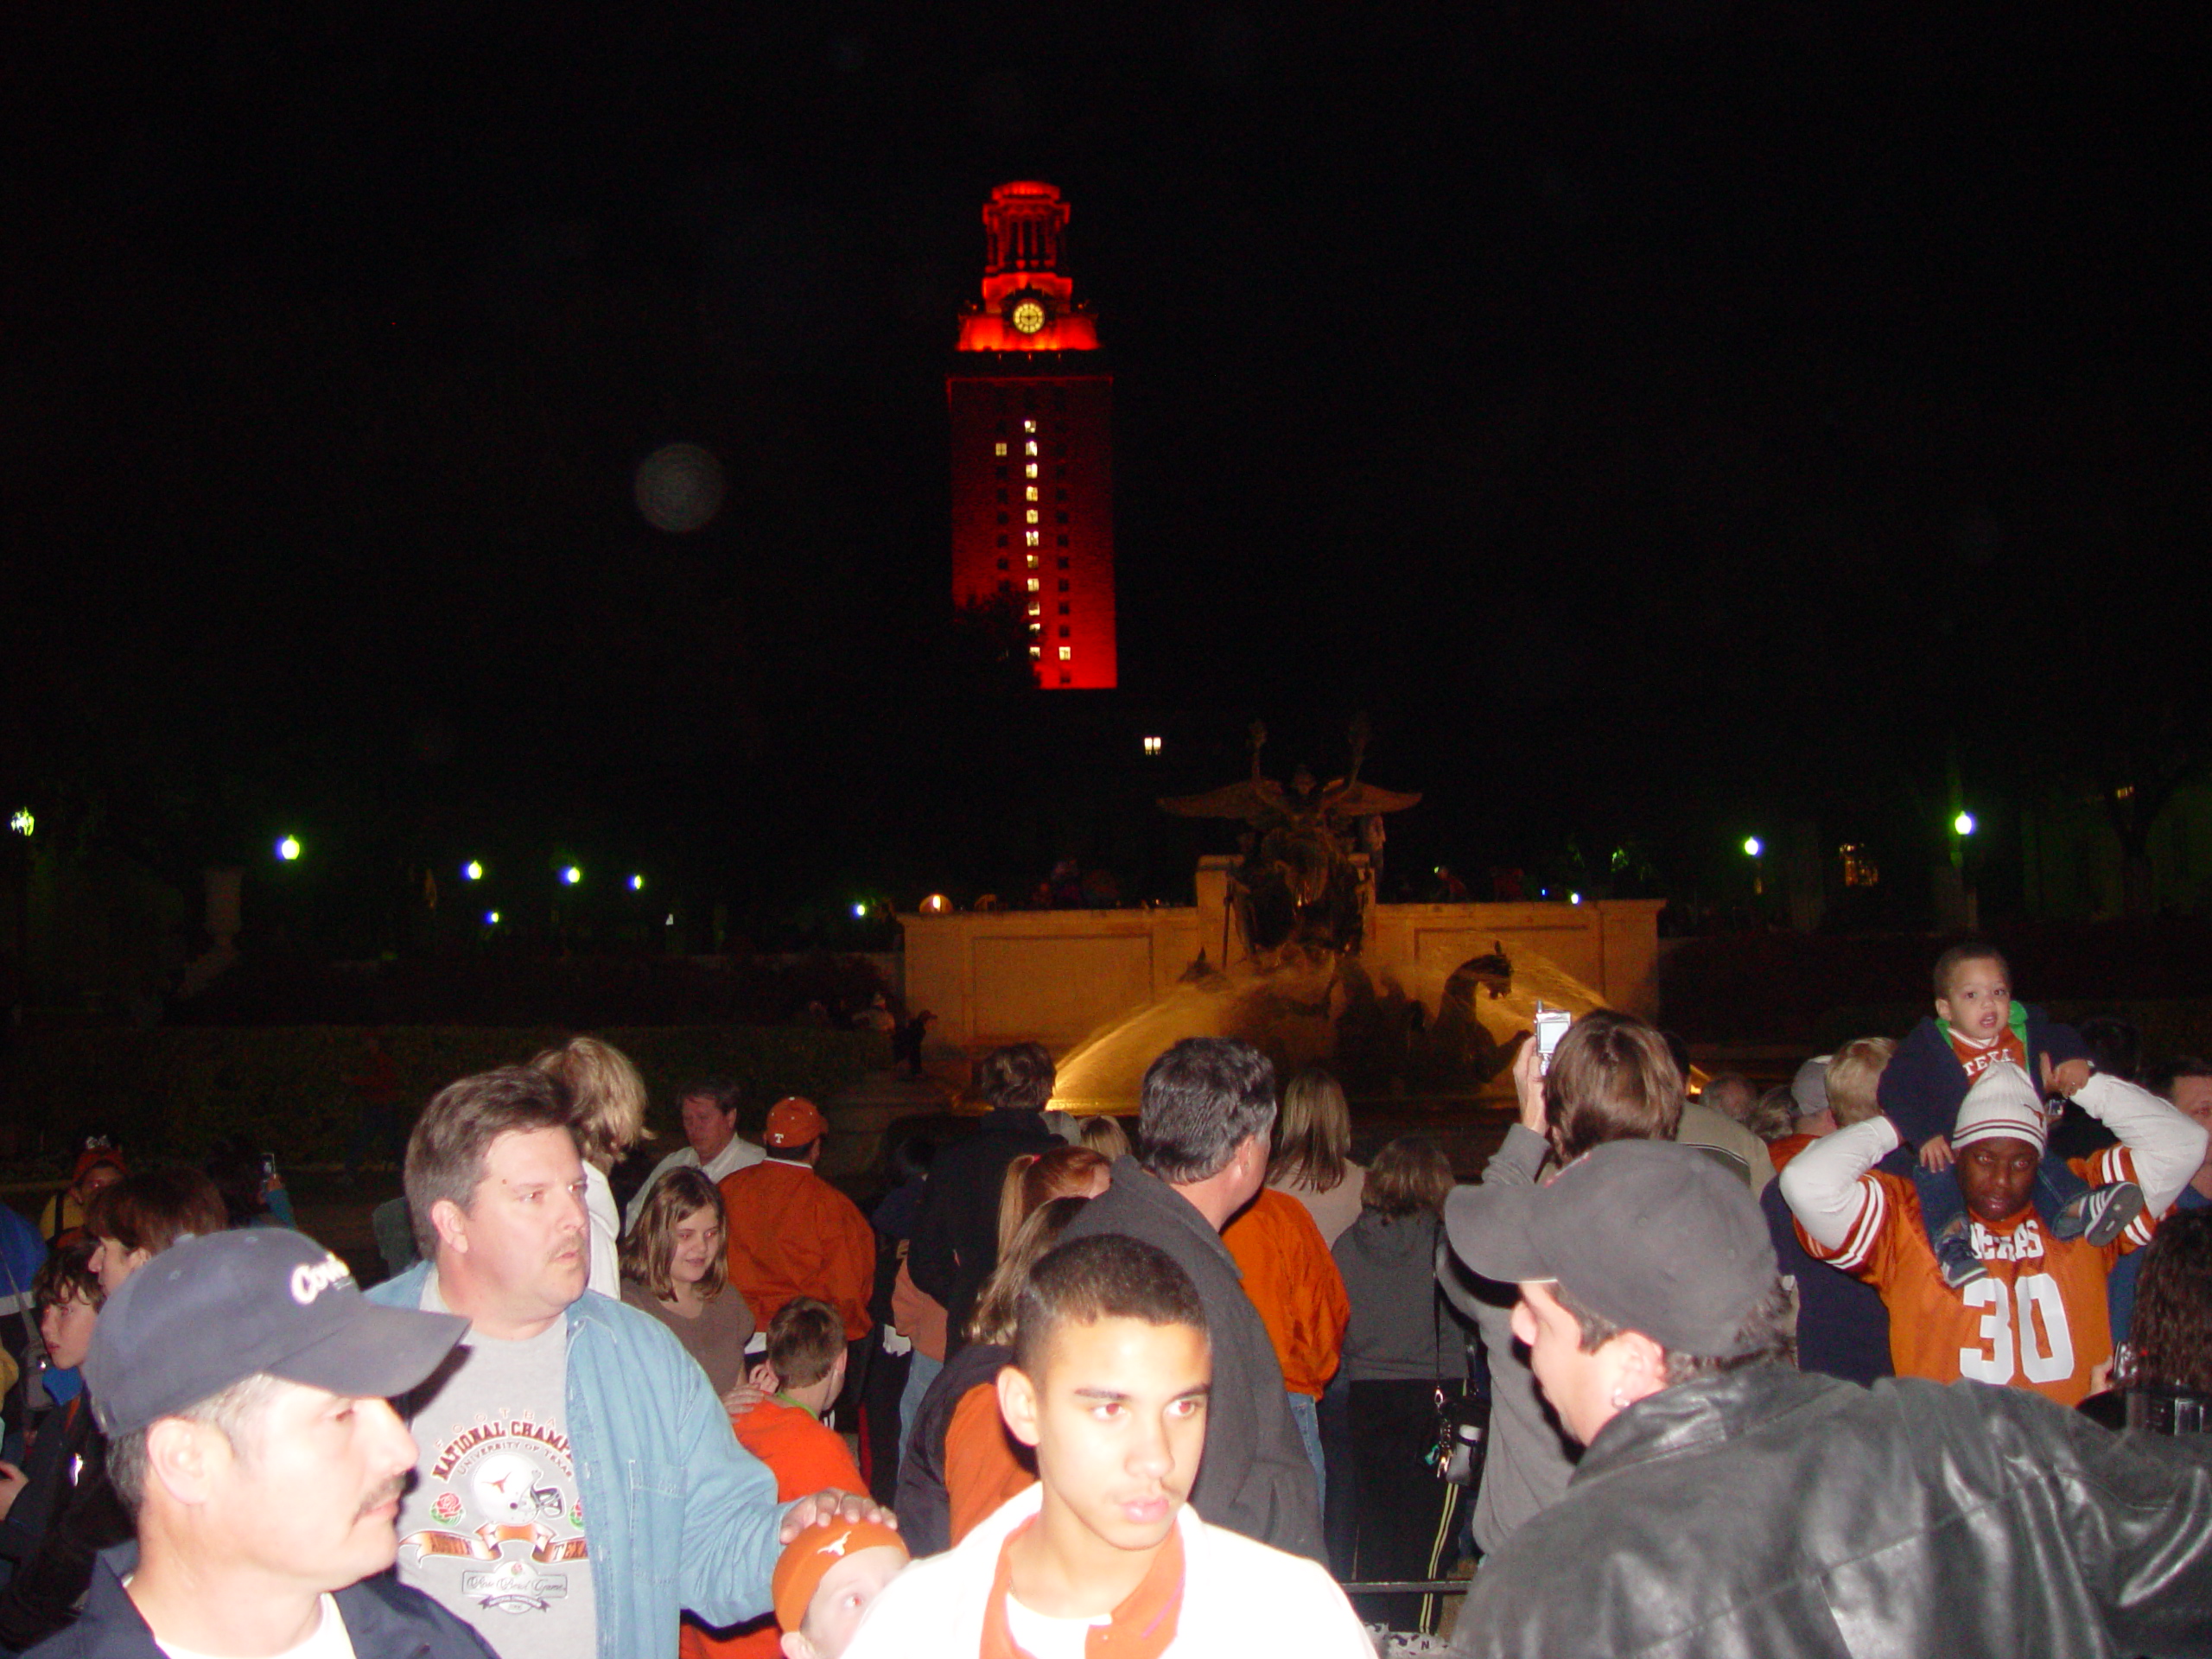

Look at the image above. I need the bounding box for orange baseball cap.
[771,1519,906,1629]
[764,1096,829,1147]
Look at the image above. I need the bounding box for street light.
[276,836,302,862]
[629,874,645,892]
[9,809,31,836]
[464,860,484,881]
[1954,811,1976,837]
[1742,836,1763,859]
[563,866,582,886]
[485,910,500,925]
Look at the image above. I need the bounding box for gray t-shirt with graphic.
[395,1274,596,1659]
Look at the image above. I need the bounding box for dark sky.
[5,4,2202,935]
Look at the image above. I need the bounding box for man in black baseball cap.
[1443,1140,2212,1658]
[1446,1137,1783,1446]
[27,1229,494,1659]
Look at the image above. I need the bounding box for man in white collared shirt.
[625,1080,764,1231]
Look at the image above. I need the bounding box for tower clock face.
[1007,291,1051,335]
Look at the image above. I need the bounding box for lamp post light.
[464,860,484,881]
[1743,836,1764,898]
[276,836,302,862]
[1953,810,1976,837]
[563,866,582,887]
[629,874,645,892]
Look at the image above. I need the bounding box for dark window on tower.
[1056,489,1067,501]
[996,512,1008,524]
[1058,535,1069,546]
[997,559,1008,570]
[1056,512,1068,524]
[996,534,1008,546]
[1058,557,1070,569]
[1058,580,1069,592]
[1058,603,1070,615]
[1059,626,1071,638]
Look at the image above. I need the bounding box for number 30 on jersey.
[1958,1273,2075,1386]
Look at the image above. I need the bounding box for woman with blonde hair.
[532,1033,651,1296]
[619,1167,754,1396]
[993,1144,1112,1256]
[1076,1114,1131,1162]
[1270,1067,1364,1247]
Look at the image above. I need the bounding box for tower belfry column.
[946,181,1116,690]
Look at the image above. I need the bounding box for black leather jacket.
[1453,1367,2212,1658]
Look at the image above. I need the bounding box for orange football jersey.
[1797,1147,2149,1407]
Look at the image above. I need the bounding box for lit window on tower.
[1058,646,1072,660]
[1026,463,1039,479]
[1026,440,1038,455]
[1024,418,1036,433]
[1027,510,1039,524]
[995,442,1007,456]
[1026,531,1040,545]
[1027,578,1039,592]
[1025,486,1039,501]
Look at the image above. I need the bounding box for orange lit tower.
[948,181,1116,690]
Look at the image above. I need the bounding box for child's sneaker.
[2053,1181,2144,1246]
[1933,1215,1987,1289]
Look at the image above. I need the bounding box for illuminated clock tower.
[948,181,1116,690]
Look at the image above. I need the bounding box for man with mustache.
[370,1068,887,1659]
[24,1228,493,1659]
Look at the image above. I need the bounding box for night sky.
[6,5,2202,943]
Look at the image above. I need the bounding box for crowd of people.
[2,935,2210,1659]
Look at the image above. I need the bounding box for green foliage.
[4,1026,889,1169]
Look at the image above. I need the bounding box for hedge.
[3,1026,889,1169]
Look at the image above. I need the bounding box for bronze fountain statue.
[1159,715,1421,963]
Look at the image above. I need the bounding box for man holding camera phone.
[1436,1011,1690,1553]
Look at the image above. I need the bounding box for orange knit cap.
[771,1519,906,1630]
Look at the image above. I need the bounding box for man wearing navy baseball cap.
[24,1229,493,1659]
[1443,1139,2212,1658]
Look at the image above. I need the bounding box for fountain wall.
[903,857,1662,1052]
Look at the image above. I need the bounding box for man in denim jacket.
[368,1068,888,1659]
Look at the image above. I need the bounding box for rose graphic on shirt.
[432,1490,464,1525]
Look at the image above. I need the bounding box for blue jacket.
[25,1543,499,1659]
[1876,1005,2088,1149]
[367,1265,790,1659]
